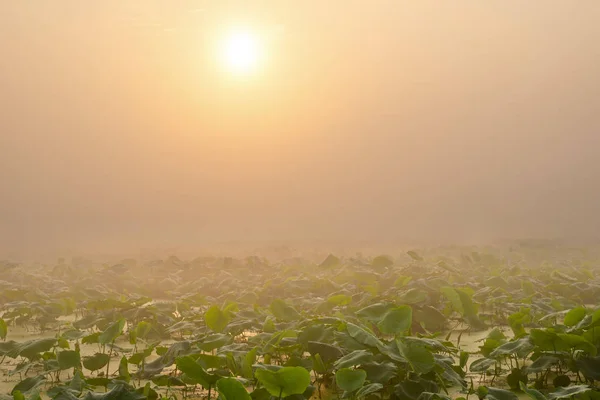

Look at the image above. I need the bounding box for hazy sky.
[1,1,600,255]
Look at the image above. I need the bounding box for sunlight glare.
[220,29,263,76]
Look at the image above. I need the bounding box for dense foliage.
[1,244,599,400]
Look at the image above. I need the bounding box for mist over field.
[1,1,600,259]
[4,4,600,399]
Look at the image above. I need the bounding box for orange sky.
[1,1,600,256]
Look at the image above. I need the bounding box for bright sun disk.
[220,29,263,75]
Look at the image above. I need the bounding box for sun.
[220,29,263,76]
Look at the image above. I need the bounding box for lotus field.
[1,246,600,400]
